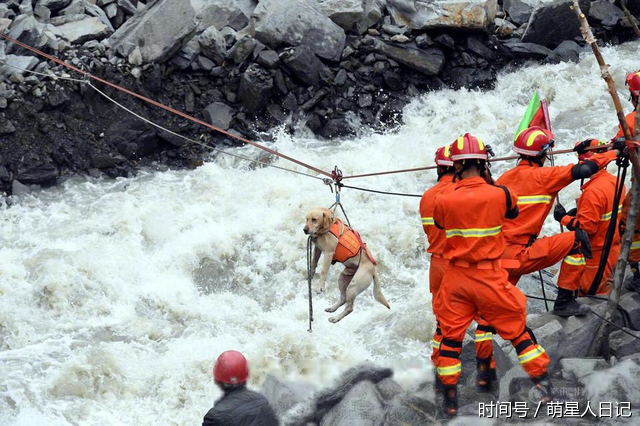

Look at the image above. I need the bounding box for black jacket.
[202,387,279,426]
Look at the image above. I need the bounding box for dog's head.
[304,207,335,236]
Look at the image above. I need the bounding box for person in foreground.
[432,134,552,416]
[203,350,278,426]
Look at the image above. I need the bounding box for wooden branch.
[621,0,640,38]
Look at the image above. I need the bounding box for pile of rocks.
[258,289,640,423]
[1,0,639,193]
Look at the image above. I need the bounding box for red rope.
[0,34,333,178]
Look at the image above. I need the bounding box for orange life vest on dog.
[328,219,375,265]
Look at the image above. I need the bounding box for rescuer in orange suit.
[496,126,622,317]
[554,140,625,296]
[420,146,456,373]
[432,134,551,416]
[615,70,639,139]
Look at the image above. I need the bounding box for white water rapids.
[1,41,638,425]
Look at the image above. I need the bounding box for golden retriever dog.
[303,207,390,323]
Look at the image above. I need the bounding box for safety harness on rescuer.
[328,219,377,265]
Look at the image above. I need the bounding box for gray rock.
[198,26,227,65]
[320,381,384,426]
[466,36,497,60]
[191,0,250,31]
[375,378,403,402]
[502,39,553,58]
[261,375,315,419]
[282,46,327,86]
[237,64,273,112]
[117,0,137,15]
[109,0,197,63]
[590,0,624,26]
[609,328,640,358]
[334,69,348,86]
[36,0,71,12]
[48,89,69,107]
[493,17,518,36]
[301,88,329,111]
[522,0,590,47]
[503,0,546,25]
[0,116,16,136]
[91,155,118,169]
[256,49,280,69]
[387,0,498,30]
[580,358,640,406]
[545,39,583,63]
[434,33,456,49]
[316,0,384,34]
[11,180,32,196]
[219,26,237,46]
[34,3,51,20]
[0,4,14,19]
[226,36,256,65]
[84,0,116,32]
[0,18,10,33]
[0,98,7,109]
[6,15,42,55]
[0,164,9,183]
[560,358,610,382]
[59,0,85,15]
[197,55,215,71]
[17,164,59,185]
[618,291,640,331]
[203,102,236,130]
[358,93,373,108]
[370,38,445,76]
[383,71,402,91]
[105,2,118,18]
[415,33,433,48]
[390,34,410,43]
[0,55,40,80]
[251,0,346,62]
[51,16,112,44]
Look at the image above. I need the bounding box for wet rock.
[203,102,235,130]
[11,180,32,196]
[226,36,257,65]
[316,0,384,34]
[109,0,197,63]
[252,0,346,62]
[301,88,329,111]
[383,70,402,91]
[0,164,9,183]
[282,46,327,86]
[560,358,611,382]
[618,291,640,330]
[434,33,456,49]
[545,40,583,64]
[197,56,215,71]
[17,164,59,185]
[321,117,356,138]
[375,378,403,402]
[501,39,553,59]
[256,49,280,69]
[106,117,157,159]
[0,55,40,80]
[370,38,445,76]
[315,363,392,412]
[91,154,118,169]
[580,358,640,406]
[466,36,497,60]
[198,26,227,65]
[191,0,250,31]
[36,0,71,12]
[237,64,273,112]
[589,0,624,27]
[609,328,640,358]
[51,16,112,44]
[358,93,373,108]
[320,381,384,426]
[261,375,315,419]
[522,0,590,47]
[387,0,498,30]
[502,0,546,25]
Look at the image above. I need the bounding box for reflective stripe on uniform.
[437,363,462,376]
[432,339,441,350]
[518,345,546,365]
[563,255,586,266]
[445,225,502,238]
[474,332,494,343]
[632,241,640,251]
[517,195,552,205]
[601,204,623,221]
[422,217,435,225]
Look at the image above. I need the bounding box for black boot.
[625,262,640,292]
[553,288,591,317]
[476,357,497,392]
[532,374,554,403]
[434,370,443,394]
[442,385,458,417]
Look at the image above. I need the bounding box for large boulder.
[51,16,112,44]
[387,0,498,30]
[316,0,384,34]
[237,64,273,112]
[502,0,554,25]
[16,164,59,185]
[368,38,445,76]
[251,0,346,62]
[383,392,437,424]
[84,1,115,32]
[197,26,227,65]
[589,0,624,27]
[320,381,385,426]
[109,0,197,63]
[190,0,251,31]
[260,375,315,419]
[203,102,235,130]
[609,328,640,359]
[522,0,591,47]
[5,15,42,55]
[0,55,39,80]
[281,46,328,86]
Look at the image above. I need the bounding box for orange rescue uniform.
[432,177,549,386]
[496,151,618,290]
[615,111,636,139]
[420,174,456,365]
[558,170,624,295]
[620,191,640,263]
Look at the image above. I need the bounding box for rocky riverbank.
[260,282,640,423]
[1,0,639,195]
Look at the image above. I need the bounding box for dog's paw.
[315,286,325,294]
[328,316,341,323]
[325,307,336,313]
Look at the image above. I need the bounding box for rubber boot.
[625,262,640,292]
[476,357,497,392]
[532,374,554,403]
[434,370,443,394]
[442,385,458,417]
[553,288,591,318]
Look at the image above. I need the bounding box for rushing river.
[1,41,638,425]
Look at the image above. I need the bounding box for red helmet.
[213,350,249,385]
[575,139,608,161]
[513,127,555,157]
[450,133,488,161]
[626,71,640,97]
[435,145,454,167]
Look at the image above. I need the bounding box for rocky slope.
[1,0,639,195]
